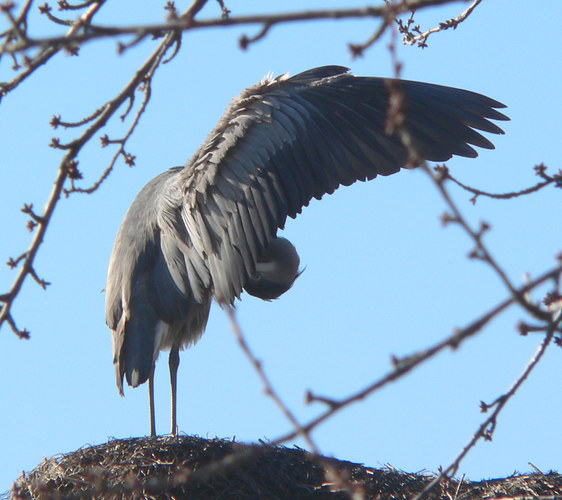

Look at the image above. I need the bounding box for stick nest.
[9,435,562,499]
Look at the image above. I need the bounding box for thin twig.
[425,163,549,321]
[226,308,318,452]
[348,17,390,59]
[226,307,366,498]
[414,310,562,500]
[402,0,482,48]
[437,164,562,204]
[66,78,153,194]
[0,0,104,101]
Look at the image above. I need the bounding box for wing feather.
[164,66,508,305]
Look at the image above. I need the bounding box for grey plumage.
[106,65,508,436]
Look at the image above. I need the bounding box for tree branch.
[1,0,467,56]
[272,264,562,444]
[226,307,364,498]
[0,24,181,337]
[414,310,562,500]
[437,164,562,205]
[0,0,104,101]
[400,0,482,48]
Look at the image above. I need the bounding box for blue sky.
[1,0,561,493]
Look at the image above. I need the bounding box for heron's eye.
[254,274,261,280]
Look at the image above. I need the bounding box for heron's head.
[244,237,302,301]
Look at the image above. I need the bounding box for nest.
[9,436,562,499]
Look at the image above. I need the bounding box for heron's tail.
[112,295,159,394]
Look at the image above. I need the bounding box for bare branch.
[0,27,180,336]
[226,307,366,498]
[400,0,483,48]
[272,264,562,444]
[57,0,100,11]
[3,2,27,41]
[424,163,550,321]
[50,104,107,129]
[21,203,45,224]
[226,308,318,451]
[183,0,210,22]
[29,266,51,290]
[40,4,75,26]
[348,18,389,59]
[6,252,27,270]
[414,311,562,499]
[216,0,230,19]
[239,22,272,50]
[437,164,562,204]
[5,311,30,339]
[1,0,466,56]
[0,0,104,101]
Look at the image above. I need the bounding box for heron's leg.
[149,363,156,437]
[169,344,180,436]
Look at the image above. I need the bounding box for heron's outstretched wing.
[166,65,508,305]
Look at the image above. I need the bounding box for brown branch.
[50,104,106,129]
[58,0,100,11]
[272,264,562,444]
[401,0,482,48]
[0,0,104,101]
[29,265,51,289]
[226,307,366,498]
[3,3,27,42]
[67,28,181,195]
[66,77,153,195]
[4,310,30,339]
[182,0,210,21]
[4,0,32,37]
[226,307,318,451]
[21,202,44,223]
[437,164,562,204]
[425,163,550,321]
[6,252,27,269]
[0,156,68,338]
[0,27,180,337]
[348,17,390,59]
[41,5,75,26]
[371,76,561,488]
[216,0,230,19]
[239,22,272,50]
[1,0,466,55]
[414,310,562,500]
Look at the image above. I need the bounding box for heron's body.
[106,66,508,435]
[107,167,211,392]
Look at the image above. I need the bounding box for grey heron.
[105,66,508,436]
